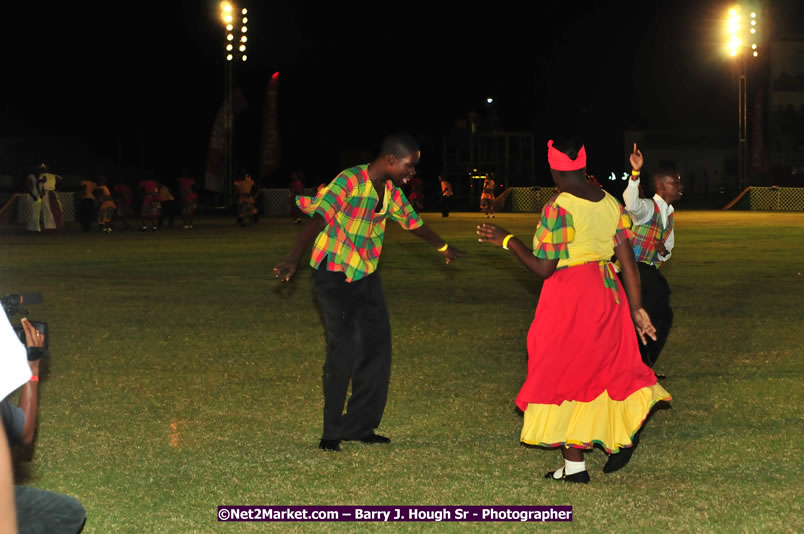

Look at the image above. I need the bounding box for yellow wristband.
[631,170,641,176]
[502,234,515,250]
[437,243,449,252]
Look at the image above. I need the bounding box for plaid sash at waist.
[557,260,621,304]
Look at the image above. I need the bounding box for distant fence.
[258,188,317,217]
[723,187,804,211]
[9,185,796,224]
[15,192,78,224]
[508,187,558,212]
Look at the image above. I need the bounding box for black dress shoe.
[344,433,391,444]
[319,439,341,451]
[544,468,590,484]
[603,433,640,473]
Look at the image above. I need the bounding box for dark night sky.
[1,0,739,183]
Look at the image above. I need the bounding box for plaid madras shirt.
[296,164,423,282]
[631,201,673,266]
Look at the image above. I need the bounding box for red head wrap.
[547,140,586,171]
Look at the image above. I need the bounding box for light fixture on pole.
[724,4,760,191]
[218,2,249,205]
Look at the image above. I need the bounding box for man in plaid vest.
[621,143,683,375]
[274,133,463,452]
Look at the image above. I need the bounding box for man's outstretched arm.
[273,214,326,282]
[410,224,464,264]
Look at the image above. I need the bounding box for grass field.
[1,210,802,533]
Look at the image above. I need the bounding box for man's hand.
[629,142,644,176]
[655,239,669,256]
[20,318,44,349]
[273,256,299,283]
[440,245,465,265]
[476,223,510,247]
[630,308,657,345]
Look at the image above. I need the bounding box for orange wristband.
[29,375,39,382]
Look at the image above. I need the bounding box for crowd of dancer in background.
[19,164,512,234]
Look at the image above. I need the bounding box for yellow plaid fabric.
[296,164,423,282]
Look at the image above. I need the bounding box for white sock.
[564,459,586,476]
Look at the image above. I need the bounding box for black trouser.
[312,267,392,440]
[440,195,452,217]
[159,200,176,228]
[78,198,95,232]
[619,262,673,368]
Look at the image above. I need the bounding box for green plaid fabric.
[296,164,423,282]
[532,199,574,259]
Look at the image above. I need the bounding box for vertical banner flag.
[751,87,768,176]
[259,72,280,180]
[203,100,227,193]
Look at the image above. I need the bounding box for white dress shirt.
[622,178,675,262]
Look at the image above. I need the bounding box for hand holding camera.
[1,293,48,360]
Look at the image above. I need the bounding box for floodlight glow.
[241,55,247,61]
[227,33,234,41]
[753,51,758,57]
[242,8,247,14]
[751,20,756,25]
[226,43,233,51]
[221,2,232,12]
[241,26,247,33]
[239,44,246,52]
[243,17,248,23]
[226,24,233,31]
[750,12,756,18]
[750,28,756,34]
[241,35,247,42]
[751,43,757,49]
[227,54,233,61]
[224,14,232,23]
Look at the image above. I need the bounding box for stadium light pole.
[219,3,248,206]
[725,4,760,192]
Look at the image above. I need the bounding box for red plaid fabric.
[297,165,423,282]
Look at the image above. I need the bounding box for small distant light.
[226,44,233,51]
[242,17,248,23]
[224,14,232,23]
[226,54,233,61]
[750,12,756,18]
[241,35,247,42]
[750,28,756,34]
[753,51,758,57]
[486,97,493,104]
[221,2,232,12]
[730,49,738,56]
[242,8,247,14]
[239,44,246,52]
[227,33,234,41]
[241,26,247,33]
[751,43,757,49]
[241,55,247,61]
[226,24,233,31]
[751,20,756,25]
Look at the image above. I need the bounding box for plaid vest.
[631,200,673,266]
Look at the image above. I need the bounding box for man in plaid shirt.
[274,134,462,451]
